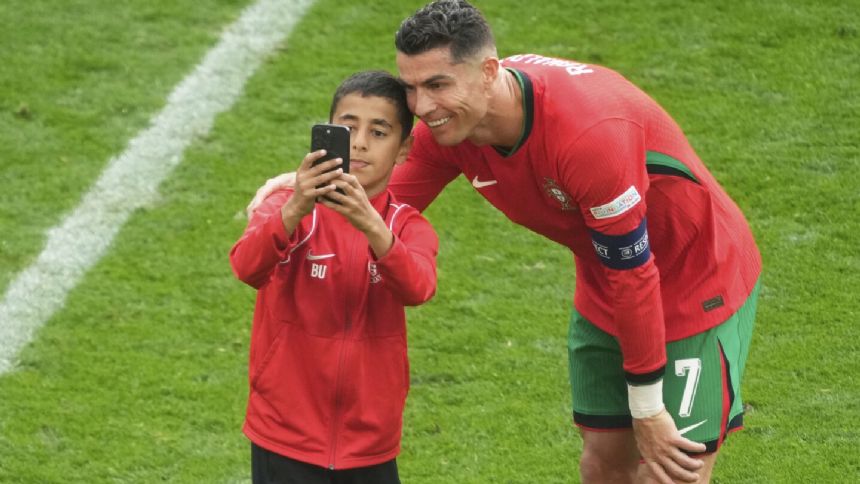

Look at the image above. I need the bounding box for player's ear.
[480,55,500,88]
[395,135,413,165]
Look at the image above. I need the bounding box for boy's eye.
[372,130,387,138]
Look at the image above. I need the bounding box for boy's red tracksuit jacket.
[229,188,438,470]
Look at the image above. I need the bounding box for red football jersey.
[389,54,761,377]
[230,189,438,469]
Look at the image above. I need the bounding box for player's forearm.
[605,259,667,417]
[607,261,666,372]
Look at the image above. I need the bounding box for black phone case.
[310,124,350,199]
[310,124,350,173]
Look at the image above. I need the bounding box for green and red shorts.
[568,281,760,453]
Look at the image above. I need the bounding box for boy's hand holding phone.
[280,150,342,232]
[280,123,393,256]
[319,175,394,258]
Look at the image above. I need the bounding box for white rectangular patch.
[589,185,641,220]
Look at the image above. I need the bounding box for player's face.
[396,47,491,146]
[331,93,410,198]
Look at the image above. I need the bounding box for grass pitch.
[1,0,858,482]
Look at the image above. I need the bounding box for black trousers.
[251,442,401,484]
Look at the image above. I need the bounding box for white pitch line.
[0,0,314,374]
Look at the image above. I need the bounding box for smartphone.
[310,124,350,200]
[310,123,350,173]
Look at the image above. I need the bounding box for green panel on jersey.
[646,151,699,183]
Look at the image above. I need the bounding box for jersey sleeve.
[387,123,461,212]
[559,118,667,383]
[373,207,439,306]
[229,189,305,289]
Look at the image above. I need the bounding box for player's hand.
[281,152,342,219]
[632,408,706,483]
[247,172,295,219]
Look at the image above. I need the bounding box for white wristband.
[627,379,665,419]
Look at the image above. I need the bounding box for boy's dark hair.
[394,0,495,63]
[329,70,413,141]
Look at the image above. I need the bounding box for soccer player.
[230,70,438,484]
[247,1,762,482]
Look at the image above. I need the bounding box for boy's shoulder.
[384,190,435,232]
[385,190,419,216]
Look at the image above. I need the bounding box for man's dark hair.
[394,0,495,63]
[329,70,414,141]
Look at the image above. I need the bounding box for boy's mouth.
[350,159,369,170]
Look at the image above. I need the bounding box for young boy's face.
[331,93,411,198]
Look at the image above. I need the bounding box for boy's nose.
[352,130,369,151]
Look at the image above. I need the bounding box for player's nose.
[413,89,436,118]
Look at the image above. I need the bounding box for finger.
[246,179,277,218]
[318,194,347,212]
[646,460,675,484]
[299,169,343,194]
[246,173,299,218]
[339,173,361,188]
[313,183,338,198]
[300,150,327,171]
[671,447,705,470]
[335,175,362,196]
[245,198,258,219]
[315,166,345,183]
[674,436,708,454]
[322,185,349,204]
[659,454,701,483]
[306,157,343,176]
[251,177,276,204]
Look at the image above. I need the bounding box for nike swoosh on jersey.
[306,251,335,261]
[471,176,498,189]
[678,420,707,436]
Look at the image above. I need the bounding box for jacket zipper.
[327,225,360,470]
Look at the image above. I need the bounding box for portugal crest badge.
[543,178,576,211]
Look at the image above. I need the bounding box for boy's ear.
[395,135,414,165]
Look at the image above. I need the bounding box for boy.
[230,70,438,484]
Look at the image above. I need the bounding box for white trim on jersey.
[279,207,317,264]
[388,203,408,231]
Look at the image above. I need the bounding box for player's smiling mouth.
[426,116,451,128]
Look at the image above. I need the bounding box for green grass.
[1,0,859,482]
